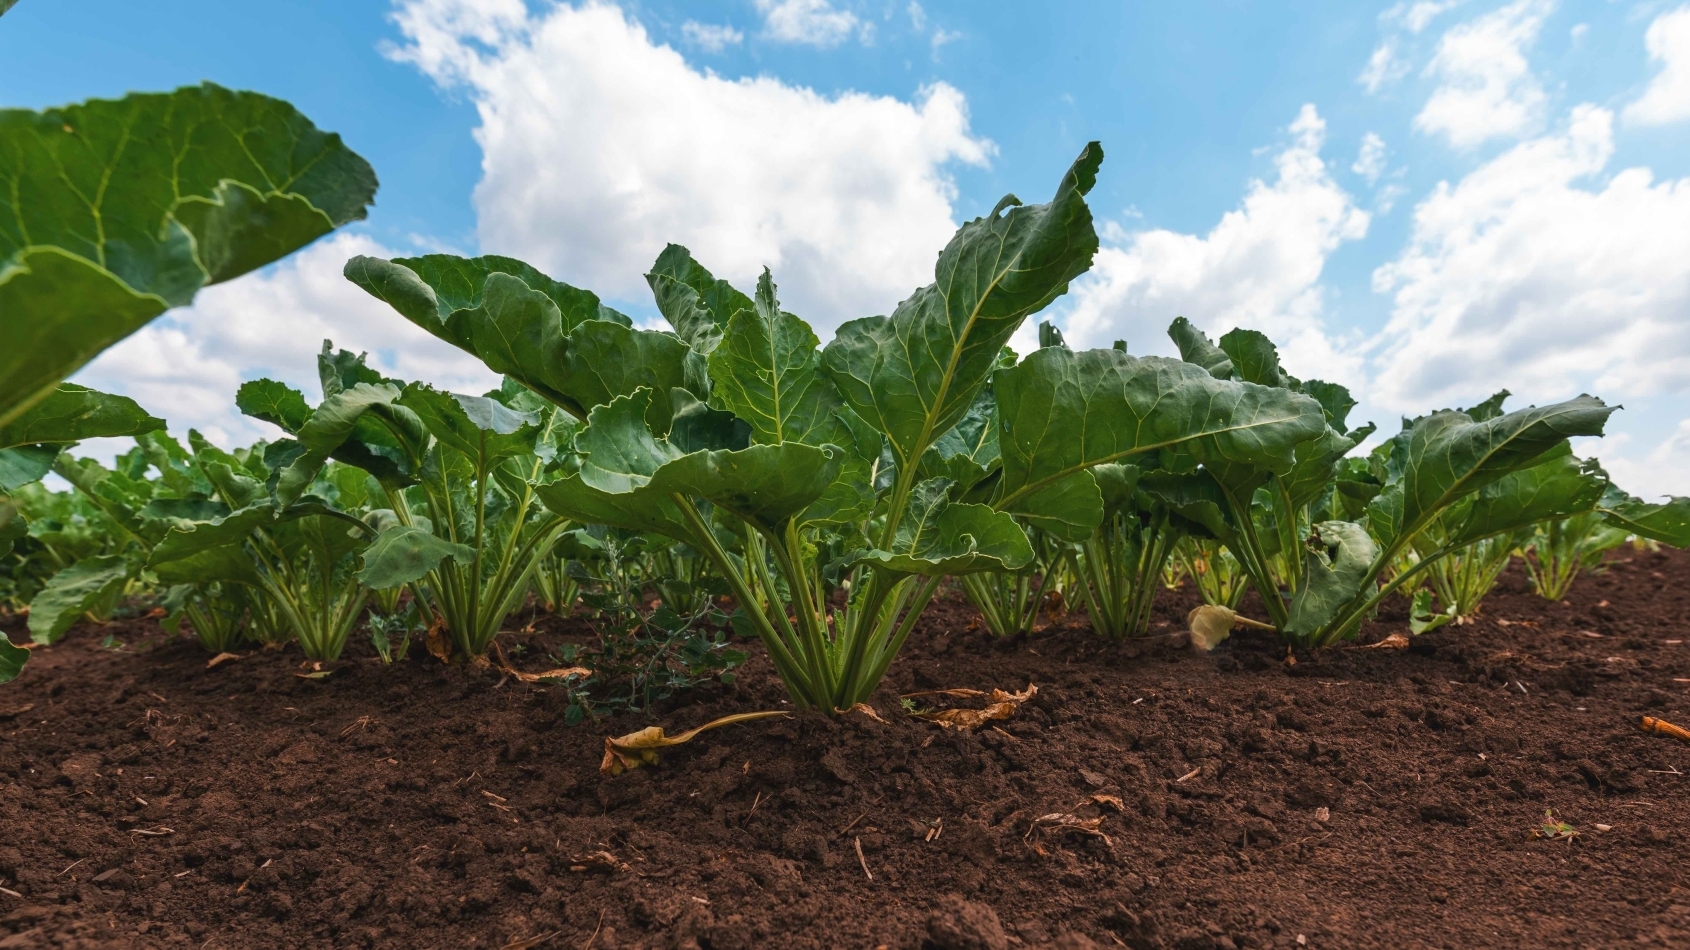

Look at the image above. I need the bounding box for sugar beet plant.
[236,345,579,663]
[343,144,1337,710]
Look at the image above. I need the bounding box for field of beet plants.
[4,80,1690,950]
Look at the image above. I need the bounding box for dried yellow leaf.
[912,684,1038,730]
[600,710,791,776]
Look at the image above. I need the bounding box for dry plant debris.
[907,684,1038,730]
[600,710,791,775]
[1363,633,1410,650]
[205,652,242,669]
[1187,605,1275,652]
[1640,716,1690,743]
[491,641,590,684]
[567,851,629,873]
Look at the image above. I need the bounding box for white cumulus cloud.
[70,233,501,450]
[1370,104,1690,419]
[755,0,861,48]
[1415,0,1552,148]
[388,0,992,333]
[681,21,744,53]
[1625,5,1690,126]
[1359,41,1408,94]
[1059,105,1370,387]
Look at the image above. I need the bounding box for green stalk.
[671,495,818,706]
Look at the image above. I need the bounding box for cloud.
[69,233,501,449]
[907,1,925,31]
[681,20,744,53]
[1059,105,1370,386]
[1624,5,1690,126]
[754,0,861,48]
[1385,0,1465,34]
[1370,104,1690,416]
[1359,41,1408,93]
[1414,0,1552,148]
[1353,132,1388,184]
[1598,419,1690,501]
[388,0,991,334]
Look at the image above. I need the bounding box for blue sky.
[4,0,1690,495]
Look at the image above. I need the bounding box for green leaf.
[399,385,538,465]
[345,254,683,425]
[1409,588,1454,634]
[27,555,130,644]
[1217,328,1287,388]
[1597,487,1690,548]
[0,445,61,492]
[0,637,26,685]
[0,84,377,427]
[1447,446,1607,547]
[822,143,1102,470]
[652,443,841,533]
[356,524,475,590]
[149,544,262,587]
[853,478,1033,576]
[1282,521,1379,642]
[646,244,753,355]
[1301,380,1358,435]
[1167,317,1233,379]
[1368,396,1616,548]
[706,270,873,526]
[709,270,846,446]
[236,379,312,434]
[1462,390,1511,422]
[992,347,1328,534]
[0,384,164,450]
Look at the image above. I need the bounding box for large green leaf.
[26,555,129,644]
[709,270,847,447]
[1367,397,1616,548]
[547,389,841,535]
[1597,487,1690,548]
[822,143,1102,470]
[1282,521,1379,642]
[0,385,165,490]
[399,385,538,466]
[707,270,873,526]
[992,347,1328,536]
[344,254,685,425]
[1167,317,1232,379]
[1446,446,1607,547]
[651,443,841,533]
[1217,328,1287,388]
[646,243,753,355]
[851,478,1033,576]
[0,84,377,427]
[0,384,164,450]
[356,523,474,590]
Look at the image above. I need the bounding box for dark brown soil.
[3,549,1689,950]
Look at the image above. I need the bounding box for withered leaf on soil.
[0,702,34,719]
[1024,811,1111,856]
[206,652,242,669]
[600,710,791,776]
[841,702,887,723]
[911,684,1038,730]
[491,641,589,684]
[568,851,630,873]
[1363,633,1410,650]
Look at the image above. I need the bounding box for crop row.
[3,86,1687,703]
